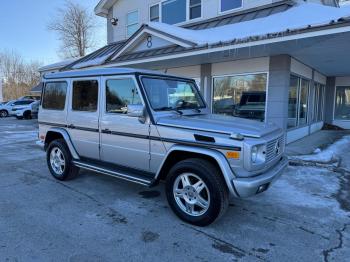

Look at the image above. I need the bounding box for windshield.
[141,77,205,111]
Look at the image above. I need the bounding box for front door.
[100,76,150,171]
[66,78,100,160]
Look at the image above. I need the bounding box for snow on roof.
[39,58,79,72]
[147,3,350,46]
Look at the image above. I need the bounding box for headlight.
[251,146,258,163]
[251,144,266,164]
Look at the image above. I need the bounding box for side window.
[42,82,67,110]
[72,80,98,112]
[106,78,142,114]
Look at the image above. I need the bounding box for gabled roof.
[94,0,117,17]
[30,83,43,93]
[106,3,350,66]
[61,41,125,71]
[38,58,78,72]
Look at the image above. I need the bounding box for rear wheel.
[166,158,229,226]
[0,110,8,118]
[46,139,79,181]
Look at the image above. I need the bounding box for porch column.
[267,55,291,130]
[308,70,316,133]
[324,77,336,125]
[200,63,212,110]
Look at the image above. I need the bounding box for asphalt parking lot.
[0,118,349,262]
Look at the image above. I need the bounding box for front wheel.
[166,158,229,226]
[46,139,79,181]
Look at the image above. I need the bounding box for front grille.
[266,135,284,163]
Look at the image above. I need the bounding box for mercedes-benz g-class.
[37,68,288,226]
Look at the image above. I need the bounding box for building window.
[162,0,186,25]
[213,73,267,122]
[221,0,243,13]
[189,0,201,20]
[150,4,160,22]
[106,79,142,114]
[299,79,309,125]
[72,80,98,112]
[335,86,350,120]
[42,82,67,110]
[126,10,139,37]
[288,75,310,129]
[312,83,325,123]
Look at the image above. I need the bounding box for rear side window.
[42,82,67,110]
[72,80,98,112]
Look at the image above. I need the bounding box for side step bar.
[72,160,154,186]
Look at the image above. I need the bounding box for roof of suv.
[43,67,186,80]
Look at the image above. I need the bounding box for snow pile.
[148,3,350,46]
[290,135,350,164]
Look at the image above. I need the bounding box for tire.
[0,110,8,118]
[46,139,79,181]
[166,158,229,226]
[23,111,32,120]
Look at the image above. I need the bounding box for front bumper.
[36,140,45,150]
[232,156,289,198]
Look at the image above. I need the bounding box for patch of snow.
[148,3,350,46]
[291,135,350,163]
[39,58,78,72]
[72,54,112,69]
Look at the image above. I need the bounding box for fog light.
[256,183,269,194]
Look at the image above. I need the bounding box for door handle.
[68,124,75,129]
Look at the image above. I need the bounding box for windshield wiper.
[156,107,183,115]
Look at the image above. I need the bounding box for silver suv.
[37,68,288,226]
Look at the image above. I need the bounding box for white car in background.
[14,101,39,120]
[0,100,35,118]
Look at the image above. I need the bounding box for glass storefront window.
[212,73,267,122]
[288,76,299,128]
[312,83,325,123]
[335,86,350,120]
[288,75,310,129]
[299,79,309,125]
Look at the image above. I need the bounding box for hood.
[156,114,280,138]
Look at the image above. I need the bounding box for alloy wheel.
[50,147,66,175]
[173,173,210,217]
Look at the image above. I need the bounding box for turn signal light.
[226,151,240,159]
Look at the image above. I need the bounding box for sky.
[0,0,106,66]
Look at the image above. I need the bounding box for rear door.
[66,78,100,160]
[100,76,150,171]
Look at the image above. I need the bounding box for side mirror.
[127,104,144,118]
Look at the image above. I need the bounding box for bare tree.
[48,1,96,58]
[0,51,42,100]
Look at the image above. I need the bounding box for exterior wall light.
[110,18,118,26]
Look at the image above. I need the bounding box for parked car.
[233,91,266,121]
[37,68,288,226]
[14,100,40,120]
[213,98,236,115]
[0,100,35,118]
[19,95,41,101]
